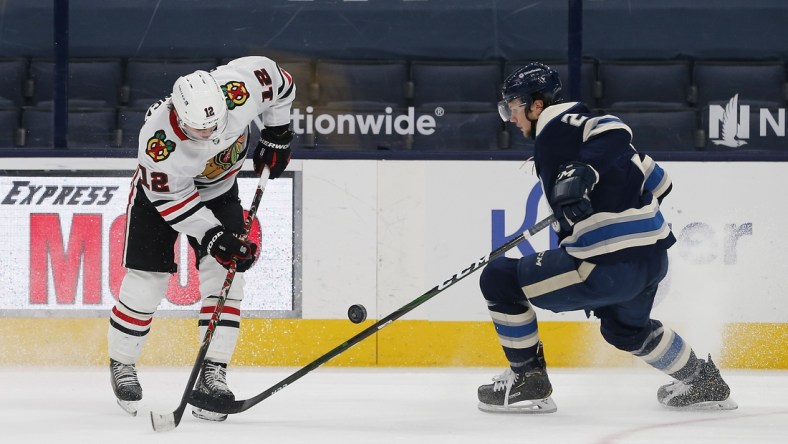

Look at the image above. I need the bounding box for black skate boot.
[110,358,142,416]
[657,355,737,410]
[191,361,235,422]
[478,345,556,414]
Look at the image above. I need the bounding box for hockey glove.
[253,125,293,179]
[551,161,600,232]
[202,226,259,272]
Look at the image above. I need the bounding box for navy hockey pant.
[480,248,697,376]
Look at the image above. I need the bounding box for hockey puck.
[347,304,367,324]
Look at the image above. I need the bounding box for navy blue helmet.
[498,62,563,121]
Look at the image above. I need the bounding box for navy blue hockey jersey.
[533,102,676,264]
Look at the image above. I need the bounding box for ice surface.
[1,367,786,443]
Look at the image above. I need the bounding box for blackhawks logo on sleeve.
[222,81,249,109]
[146,130,176,162]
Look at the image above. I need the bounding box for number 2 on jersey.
[561,113,588,127]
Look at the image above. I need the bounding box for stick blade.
[150,411,178,432]
[190,390,244,414]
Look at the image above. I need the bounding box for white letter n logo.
[709,94,749,147]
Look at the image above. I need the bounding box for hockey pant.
[480,248,701,380]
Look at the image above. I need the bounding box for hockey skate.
[478,367,556,414]
[478,345,556,414]
[110,358,142,416]
[191,361,235,422]
[658,355,737,410]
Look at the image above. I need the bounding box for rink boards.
[0,158,785,368]
[2,317,785,369]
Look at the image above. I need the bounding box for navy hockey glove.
[253,125,293,179]
[202,226,259,272]
[551,161,600,232]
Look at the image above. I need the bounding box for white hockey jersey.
[131,56,295,241]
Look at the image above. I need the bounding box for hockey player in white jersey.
[107,56,295,420]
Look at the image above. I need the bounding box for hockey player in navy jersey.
[107,57,295,420]
[476,62,736,414]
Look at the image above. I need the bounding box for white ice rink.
[2,366,786,444]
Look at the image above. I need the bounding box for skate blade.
[478,396,558,414]
[664,397,738,411]
[192,407,228,422]
[116,399,138,416]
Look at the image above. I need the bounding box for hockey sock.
[199,296,241,364]
[488,300,541,370]
[632,323,700,381]
[108,300,154,364]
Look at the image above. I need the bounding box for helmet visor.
[177,111,228,143]
[497,99,527,122]
[497,100,512,121]
[181,122,218,141]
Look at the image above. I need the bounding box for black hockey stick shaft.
[150,167,271,432]
[190,214,557,415]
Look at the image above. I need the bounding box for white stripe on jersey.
[582,115,633,142]
[632,153,672,200]
[559,195,673,259]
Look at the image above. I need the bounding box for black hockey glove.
[253,125,293,179]
[551,161,600,232]
[202,226,259,272]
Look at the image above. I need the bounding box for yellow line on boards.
[0,319,784,369]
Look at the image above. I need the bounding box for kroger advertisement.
[0,174,294,314]
[0,160,782,326]
[299,160,779,326]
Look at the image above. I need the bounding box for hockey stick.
[150,167,271,432]
[189,213,557,415]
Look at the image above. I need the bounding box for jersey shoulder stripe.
[277,65,293,96]
[582,115,632,142]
